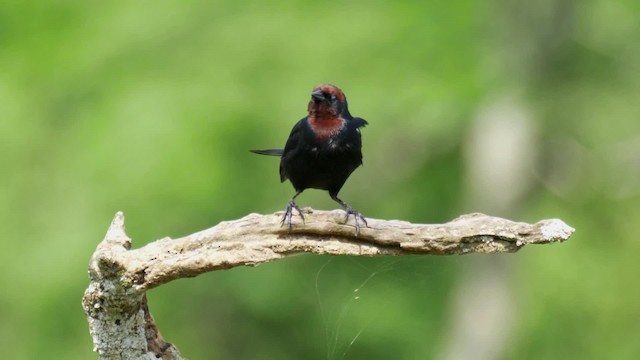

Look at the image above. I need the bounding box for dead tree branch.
[82,209,574,359]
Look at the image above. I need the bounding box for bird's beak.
[311,89,325,102]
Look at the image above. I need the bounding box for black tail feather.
[250,149,284,156]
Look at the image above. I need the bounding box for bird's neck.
[308,112,345,141]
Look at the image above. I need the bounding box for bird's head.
[308,84,349,118]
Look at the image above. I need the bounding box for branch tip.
[103,211,131,248]
[539,219,575,242]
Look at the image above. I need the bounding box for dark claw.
[344,207,368,236]
[280,200,304,233]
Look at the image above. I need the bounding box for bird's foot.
[344,207,368,236]
[281,200,305,233]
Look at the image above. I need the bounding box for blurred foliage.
[1,0,639,359]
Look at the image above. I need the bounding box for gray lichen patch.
[539,219,575,243]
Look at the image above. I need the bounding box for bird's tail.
[250,149,284,156]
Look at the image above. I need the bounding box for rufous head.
[308,84,348,118]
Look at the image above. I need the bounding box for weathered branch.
[82,209,574,359]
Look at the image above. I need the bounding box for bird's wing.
[279,118,307,182]
[351,117,368,128]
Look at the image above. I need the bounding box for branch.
[82,209,574,359]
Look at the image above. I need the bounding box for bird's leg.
[281,190,304,232]
[330,195,368,236]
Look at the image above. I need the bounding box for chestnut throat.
[308,111,345,141]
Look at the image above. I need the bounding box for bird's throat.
[308,114,344,141]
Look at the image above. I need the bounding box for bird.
[251,84,368,235]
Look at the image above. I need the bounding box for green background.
[2,1,639,359]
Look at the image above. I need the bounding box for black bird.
[251,84,368,235]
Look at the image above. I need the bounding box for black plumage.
[251,84,368,234]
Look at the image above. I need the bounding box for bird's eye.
[330,94,337,101]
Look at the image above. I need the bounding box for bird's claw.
[280,200,305,233]
[344,208,368,236]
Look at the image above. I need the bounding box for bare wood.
[82,209,574,359]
